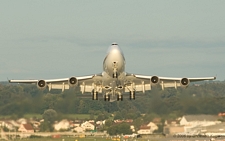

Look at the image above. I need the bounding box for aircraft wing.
[124,73,216,92]
[9,74,103,93]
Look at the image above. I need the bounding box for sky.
[0,1,225,81]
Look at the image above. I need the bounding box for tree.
[40,109,57,132]
[133,117,143,131]
[43,109,58,123]
[107,123,132,135]
[105,119,113,127]
[39,121,54,132]
[114,111,123,120]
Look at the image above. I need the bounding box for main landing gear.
[129,91,135,100]
[92,90,98,100]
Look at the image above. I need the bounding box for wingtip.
[7,77,10,83]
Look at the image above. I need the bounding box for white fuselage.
[103,43,125,77]
[102,43,126,101]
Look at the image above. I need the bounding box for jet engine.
[68,77,78,87]
[37,80,47,89]
[180,78,190,87]
[151,76,160,84]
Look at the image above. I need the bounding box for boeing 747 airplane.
[9,43,216,102]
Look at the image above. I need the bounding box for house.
[81,121,95,131]
[96,120,104,126]
[137,125,152,134]
[73,126,85,133]
[147,122,158,132]
[1,121,15,130]
[164,119,180,126]
[73,120,82,127]
[30,120,41,128]
[114,120,123,124]
[152,118,161,124]
[180,115,221,132]
[18,124,34,133]
[54,119,70,131]
[130,125,135,132]
[125,119,133,123]
[180,115,220,126]
[9,120,20,128]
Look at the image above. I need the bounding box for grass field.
[5,137,149,141]
[17,136,149,141]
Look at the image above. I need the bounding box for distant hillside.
[0,81,225,120]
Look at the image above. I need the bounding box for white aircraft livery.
[9,43,216,102]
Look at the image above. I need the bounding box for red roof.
[139,125,150,130]
[23,124,34,130]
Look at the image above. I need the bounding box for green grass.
[17,136,151,141]
[24,114,43,119]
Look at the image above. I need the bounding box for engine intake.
[180,78,190,87]
[37,80,46,89]
[68,77,78,87]
[151,76,160,84]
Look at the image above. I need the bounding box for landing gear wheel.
[113,72,118,78]
[117,95,123,101]
[104,95,110,101]
[92,91,98,100]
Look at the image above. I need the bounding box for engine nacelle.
[68,77,78,87]
[151,76,160,85]
[37,80,47,89]
[180,78,190,87]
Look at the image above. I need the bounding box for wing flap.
[9,74,103,93]
[48,83,70,91]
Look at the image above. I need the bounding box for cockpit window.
[111,42,118,45]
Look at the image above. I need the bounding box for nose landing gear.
[112,62,118,78]
[113,72,118,78]
[117,94,123,101]
[104,95,110,101]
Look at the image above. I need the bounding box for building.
[0,121,15,130]
[81,121,95,131]
[164,126,185,135]
[54,119,70,131]
[147,122,158,132]
[180,115,220,126]
[203,122,225,137]
[73,126,85,133]
[163,119,184,135]
[180,115,221,132]
[18,124,34,133]
[137,125,152,134]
